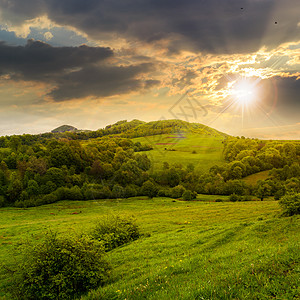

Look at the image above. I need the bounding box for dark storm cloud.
[0,40,159,100]
[49,63,159,101]
[1,0,300,54]
[233,76,300,120]
[0,39,113,80]
[261,76,300,109]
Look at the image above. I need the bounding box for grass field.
[243,171,271,186]
[0,197,299,299]
[132,133,225,172]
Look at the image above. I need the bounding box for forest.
[0,119,299,208]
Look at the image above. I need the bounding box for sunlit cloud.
[0,0,299,137]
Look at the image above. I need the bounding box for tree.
[135,153,151,171]
[112,184,124,198]
[26,180,39,196]
[9,135,21,151]
[27,157,47,175]
[256,181,272,201]
[44,168,65,187]
[141,180,157,198]
[7,175,23,202]
[279,193,300,216]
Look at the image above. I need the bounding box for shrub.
[10,232,111,300]
[141,180,157,198]
[123,185,137,198]
[112,184,124,198]
[39,193,58,205]
[171,185,186,198]
[90,215,140,252]
[54,186,68,200]
[157,188,171,197]
[279,193,300,216]
[65,185,83,200]
[40,181,57,194]
[182,190,196,201]
[82,184,112,200]
[215,198,223,202]
[229,193,242,202]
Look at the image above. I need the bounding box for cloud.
[49,64,160,101]
[0,39,113,79]
[260,76,300,113]
[1,0,300,54]
[0,40,159,100]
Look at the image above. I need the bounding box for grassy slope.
[243,170,271,186]
[132,133,225,172]
[0,198,299,299]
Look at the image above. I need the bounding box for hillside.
[102,119,228,139]
[83,119,228,172]
[51,124,78,133]
[132,133,225,172]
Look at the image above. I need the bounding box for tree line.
[0,121,299,207]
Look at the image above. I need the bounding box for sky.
[0,0,299,139]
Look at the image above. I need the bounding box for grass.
[0,197,299,299]
[243,170,271,186]
[132,133,225,172]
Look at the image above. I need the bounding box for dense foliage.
[10,233,111,300]
[0,120,299,208]
[279,193,300,216]
[90,216,140,251]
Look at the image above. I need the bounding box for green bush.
[90,216,140,252]
[279,193,300,216]
[82,184,112,200]
[40,192,58,205]
[10,232,111,300]
[157,188,171,197]
[171,185,186,198]
[141,180,158,198]
[182,190,196,201]
[112,184,124,198]
[123,185,137,198]
[65,185,83,200]
[229,193,242,202]
[215,198,223,202]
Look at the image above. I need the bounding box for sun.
[231,79,258,105]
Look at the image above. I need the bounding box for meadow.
[1,196,299,299]
[243,171,271,186]
[132,133,225,172]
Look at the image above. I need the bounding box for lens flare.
[232,80,257,105]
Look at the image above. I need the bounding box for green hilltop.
[103,119,228,138]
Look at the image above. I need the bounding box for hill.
[83,119,228,172]
[102,119,228,139]
[51,125,78,133]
